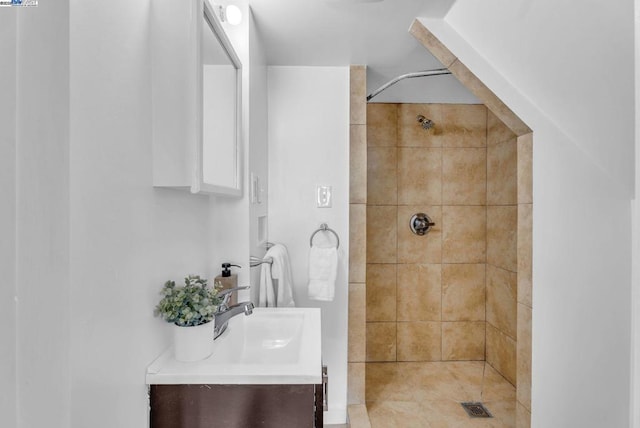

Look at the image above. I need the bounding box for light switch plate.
[251,173,261,204]
[317,185,332,208]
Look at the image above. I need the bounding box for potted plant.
[154,275,222,362]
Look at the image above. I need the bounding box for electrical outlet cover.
[317,185,332,208]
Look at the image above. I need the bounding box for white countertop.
[146,307,322,385]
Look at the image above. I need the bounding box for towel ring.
[310,223,340,249]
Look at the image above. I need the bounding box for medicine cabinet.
[151,0,242,196]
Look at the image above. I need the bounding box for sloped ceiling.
[247,0,479,103]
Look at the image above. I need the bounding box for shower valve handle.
[410,213,435,236]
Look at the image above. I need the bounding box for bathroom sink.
[237,310,305,364]
[146,308,322,385]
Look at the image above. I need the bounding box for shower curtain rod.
[366,68,452,102]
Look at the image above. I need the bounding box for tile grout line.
[395,104,399,363]
[440,109,444,362]
[484,107,489,367]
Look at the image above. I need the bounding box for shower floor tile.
[366,361,516,428]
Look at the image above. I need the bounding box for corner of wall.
[247,5,269,305]
[632,4,640,425]
[0,10,17,428]
[347,65,367,407]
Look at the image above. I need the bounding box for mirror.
[195,1,242,196]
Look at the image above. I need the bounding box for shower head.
[417,115,434,130]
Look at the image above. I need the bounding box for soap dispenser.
[215,263,240,305]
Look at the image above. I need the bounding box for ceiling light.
[218,4,242,26]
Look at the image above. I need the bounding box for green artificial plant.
[154,275,222,327]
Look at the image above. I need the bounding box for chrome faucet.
[217,285,250,307]
[214,286,254,339]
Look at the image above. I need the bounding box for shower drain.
[460,402,493,418]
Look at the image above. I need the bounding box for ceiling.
[246,0,478,103]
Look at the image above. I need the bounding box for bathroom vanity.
[146,308,325,428]
[149,383,323,428]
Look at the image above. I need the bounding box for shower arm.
[366,68,452,102]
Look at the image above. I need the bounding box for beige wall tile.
[440,104,487,148]
[482,362,517,401]
[348,362,365,405]
[397,264,442,321]
[348,283,366,362]
[366,264,397,322]
[487,139,517,205]
[442,147,486,205]
[397,104,486,149]
[367,205,397,263]
[366,322,396,362]
[518,133,533,204]
[487,205,517,271]
[398,147,442,205]
[397,321,441,361]
[367,147,397,205]
[398,205,442,264]
[350,65,366,125]
[442,205,486,263]
[410,15,529,139]
[486,265,517,339]
[487,110,516,146]
[367,104,397,147]
[442,321,485,360]
[517,303,532,411]
[349,203,366,283]
[409,20,457,68]
[442,264,485,321]
[449,60,531,137]
[518,204,533,306]
[350,125,367,204]
[486,323,517,385]
[348,404,372,428]
[516,401,531,428]
[397,104,442,148]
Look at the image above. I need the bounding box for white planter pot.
[173,321,214,362]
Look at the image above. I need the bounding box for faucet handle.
[217,286,250,306]
[217,285,250,298]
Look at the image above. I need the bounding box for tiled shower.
[364,102,519,385]
[347,60,533,426]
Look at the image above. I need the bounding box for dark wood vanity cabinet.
[150,383,324,428]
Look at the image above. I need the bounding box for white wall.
[15,2,72,426]
[0,10,17,428]
[247,8,270,302]
[2,2,266,427]
[421,1,635,425]
[446,0,635,194]
[268,66,350,424]
[69,1,212,427]
[633,2,640,426]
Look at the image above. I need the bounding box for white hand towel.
[308,245,338,301]
[259,243,296,307]
[258,262,275,307]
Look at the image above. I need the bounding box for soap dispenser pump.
[220,263,240,277]
[215,263,240,305]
